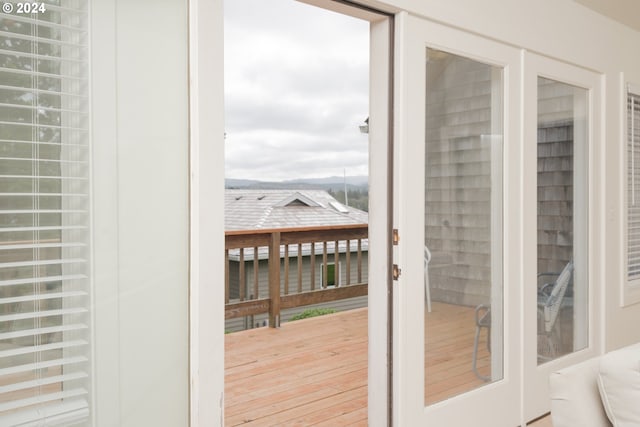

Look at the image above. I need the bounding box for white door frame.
[188,1,395,425]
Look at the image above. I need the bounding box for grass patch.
[290,308,336,321]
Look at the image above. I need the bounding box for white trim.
[189,0,225,426]
[368,15,393,427]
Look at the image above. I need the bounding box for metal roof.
[225,189,368,231]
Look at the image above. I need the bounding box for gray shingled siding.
[537,79,575,276]
[424,61,579,308]
[226,252,369,332]
[425,56,494,307]
[537,122,573,274]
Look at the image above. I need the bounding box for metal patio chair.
[537,259,574,362]
[471,259,574,380]
[425,246,432,313]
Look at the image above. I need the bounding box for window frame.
[622,82,640,306]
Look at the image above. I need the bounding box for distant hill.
[225,176,368,192]
[225,176,369,211]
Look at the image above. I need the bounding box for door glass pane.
[537,77,588,364]
[424,48,503,405]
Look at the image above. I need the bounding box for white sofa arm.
[597,343,640,427]
[549,357,612,427]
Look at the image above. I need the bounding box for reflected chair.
[472,304,491,381]
[537,259,574,362]
[471,259,574,380]
[424,246,432,313]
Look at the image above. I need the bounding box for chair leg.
[424,269,432,313]
[472,323,490,382]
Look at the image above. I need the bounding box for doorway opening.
[222,1,376,424]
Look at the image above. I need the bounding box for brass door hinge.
[392,228,399,245]
[393,264,401,280]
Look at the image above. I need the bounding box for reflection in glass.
[424,48,503,405]
[536,77,588,364]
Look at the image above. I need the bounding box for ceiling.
[574,0,640,32]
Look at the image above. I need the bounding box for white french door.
[522,53,602,421]
[393,12,603,426]
[392,12,522,426]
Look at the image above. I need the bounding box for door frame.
[188,1,396,426]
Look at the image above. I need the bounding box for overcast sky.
[224,0,370,182]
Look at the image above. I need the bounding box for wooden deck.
[225,302,552,426]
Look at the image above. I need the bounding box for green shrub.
[290,308,336,321]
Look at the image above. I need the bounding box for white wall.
[92,0,190,425]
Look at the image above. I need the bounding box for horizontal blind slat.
[0,226,88,233]
[0,49,85,65]
[0,399,89,427]
[0,83,88,97]
[0,372,88,395]
[0,14,87,34]
[0,175,89,180]
[0,307,87,323]
[0,291,87,305]
[0,102,88,115]
[0,323,88,341]
[0,211,87,215]
[0,275,87,288]
[0,30,88,49]
[0,157,89,164]
[0,66,87,81]
[0,339,87,359]
[0,242,87,251]
[0,388,88,414]
[0,258,86,269]
[0,356,88,377]
[0,139,89,148]
[0,193,88,198]
[0,122,89,132]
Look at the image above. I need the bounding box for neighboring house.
[225,190,369,331]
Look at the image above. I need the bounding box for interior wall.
[92,0,190,425]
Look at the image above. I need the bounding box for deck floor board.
[225,302,551,425]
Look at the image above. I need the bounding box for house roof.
[225,189,368,231]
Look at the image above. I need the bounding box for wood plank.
[225,299,270,319]
[279,284,368,309]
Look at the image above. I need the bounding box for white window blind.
[628,86,640,281]
[0,1,91,425]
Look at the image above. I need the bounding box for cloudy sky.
[224,0,370,182]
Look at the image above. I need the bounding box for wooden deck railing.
[225,224,368,327]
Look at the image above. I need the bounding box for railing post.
[269,231,281,327]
